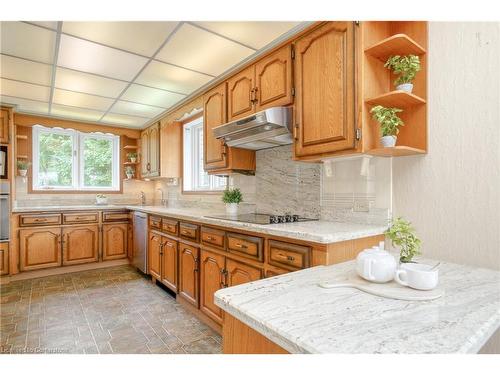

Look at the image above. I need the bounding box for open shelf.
[365,90,426,108]
[16,155,28,159]
[123,145,138,149]
[123,161,139,165]
[365,33,426,61]
[16,135,28,140]
[367,146,426,157]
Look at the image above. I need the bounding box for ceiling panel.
[156,23,255,76]
[0,78,50,101]
[0,54,52,86]
[28,21,58,30]
[193,22,302,50]
[121,84,185,108]
[101,113,149,128]
[0,22,56,63]
[57,34,148,81]
[55,67,128,98]
[110,100,164,118]
[0,95,49,114]
[62,22,179,57]
[53,89,114,111]
[51,104,104,122]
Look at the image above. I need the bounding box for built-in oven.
[0,181,10,242]
[0,145,7,180]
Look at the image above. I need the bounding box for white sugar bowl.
[356,242,397,283]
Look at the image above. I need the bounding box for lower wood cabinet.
[226,259,261,287]
[62,225,99,266]
[161,238,178,292]
[179,242,199,306]
[102,223,128,260]
[19,227,62,271]
[149,232,162,280]
[0,242,9,276]
[200,249,226,324]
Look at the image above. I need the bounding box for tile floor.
[0,265,221,354]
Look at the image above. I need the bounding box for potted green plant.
[222,187,243,215]
[127,152,138,163]
[385,217,421,263]
[384,54,421,93]
[370,105,404,147]
[125,166,135,180]
[95,194,108,205]
[17,160,31,177]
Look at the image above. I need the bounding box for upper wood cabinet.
[227,66,255,121]
[19,227,62,271]
[102,223,128,261]
[160,120,182,178]
[62,225,99,266]
[293,22,357,159]
[0,107,11,144]
[203,83,228,171]
[140,123,160,178]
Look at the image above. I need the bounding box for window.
[33,125,120,191]
[183,117,227,192]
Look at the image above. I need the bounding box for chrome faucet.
[140,191,146,205]
[157,188,166,206]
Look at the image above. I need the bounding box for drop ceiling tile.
[101,113,149,128]
[0,78,50,101]
[55,67,128,98]
[193,21,302,49]
[50,104,104,122]
[0,22,56,64]
[135,60,212,94]
[62,21,179,57]
[57,34,148,81]
[0,55,52,86]
[156,23,255,76]
[0,95,49,114]
[110,101,164,118]
[28,21,58,30]
[121,84,185,108]
[53,89,114,111]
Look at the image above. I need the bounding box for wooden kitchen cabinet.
[179,242,199,306]
[140,129,149,176]
[227,65,255,121]
[102,223,128,260]
[0,106,12,144]
[160,120,182,178]
[140,122,160,178]
[200,249,225,324]
[226,259,261,287]
[161,237,178,292]
[62,225,99,266]
[19,227,62,271]
[294,21,357,159]
[148,232,162,280]
[0,242,9,275]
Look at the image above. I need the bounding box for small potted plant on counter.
[95,194,108,205]
[127,152,138,163]
[384,54,421,93]
[222,187,242,215]
[125,166,135,180]
[385,217,421,263]
[17,160,30,177]
[370,105,404,147]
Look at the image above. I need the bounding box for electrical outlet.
[353,200,369,212]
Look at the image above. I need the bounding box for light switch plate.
[353,200,369,212]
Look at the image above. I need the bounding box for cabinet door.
[227,65,255,121]
[179,243,199,307]
[0,242,9,276]
[226,259,261,287]
[0,107,11,144]
[200,249,225,324]
[140,130,149,176]
[148,123,160,177]
[255,45,293,111]
[102,223,128,260]
[160,120,182,178]
[294,22,356,157]
[161,238,178,292]
[203,83,227,170]
[19,227,61,271]
[148,232,162,280]
[62,225,99,266]
[127,223,133,261]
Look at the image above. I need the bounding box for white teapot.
[356,242,397,283]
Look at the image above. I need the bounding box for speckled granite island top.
[214,260,500,353]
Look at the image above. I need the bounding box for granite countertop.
[12,204,131,212]
[214,259,500,354]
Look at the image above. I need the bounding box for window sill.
[181,190,224,195]
[30,189,122,194]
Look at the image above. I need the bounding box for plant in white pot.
[384,54,421,93]
[125,166,135,180]
[17,160,30,177]
[370,105,404,147]
[385,217,421,263]
[222,187,242,215]
[127,152,137,163]
[95,194,108,205]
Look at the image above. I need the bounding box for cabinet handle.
[34,218,47,222]
[234,243,248,249]
[253,87,258,104]
[147,162,151,171]
[293,124,299,140]
[287,255,295,262]
[249,88,254,104]
[206,235,214,241]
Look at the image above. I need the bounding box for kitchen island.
[215,259,500,354]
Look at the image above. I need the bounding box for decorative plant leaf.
[384,55,421,85]
[222,188,243,204]
[385,217,422,263]
[370,105,404,137]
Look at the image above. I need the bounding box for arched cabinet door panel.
[227,65,255,121]
[179,243,199,306]
[102,223,128,261]
[19,227,61,271]
[62,225,99,266]
[226,259,261,287]
[200,249,225,324]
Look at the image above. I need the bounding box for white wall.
[393,22,500,270]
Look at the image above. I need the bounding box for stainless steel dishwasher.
[133,211,148,274]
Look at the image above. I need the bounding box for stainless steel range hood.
[213,107,292,150]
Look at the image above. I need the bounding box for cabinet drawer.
[149,215,162,230]
[162,218,178,236]
[19,213,61,227]
[268,240,310,270]
[103,211,129,222]
[227,232,263,261]
[63,212,99,224]
[200,227,225,249]
[179,222,199,242]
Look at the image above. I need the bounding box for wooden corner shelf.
[16,135,28,140]
[123,145,138,149]
[124,161,139,165]
[367,146,426,157]
[365,33,426,61]
[365,91,426,108]
[16,155,28,159]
